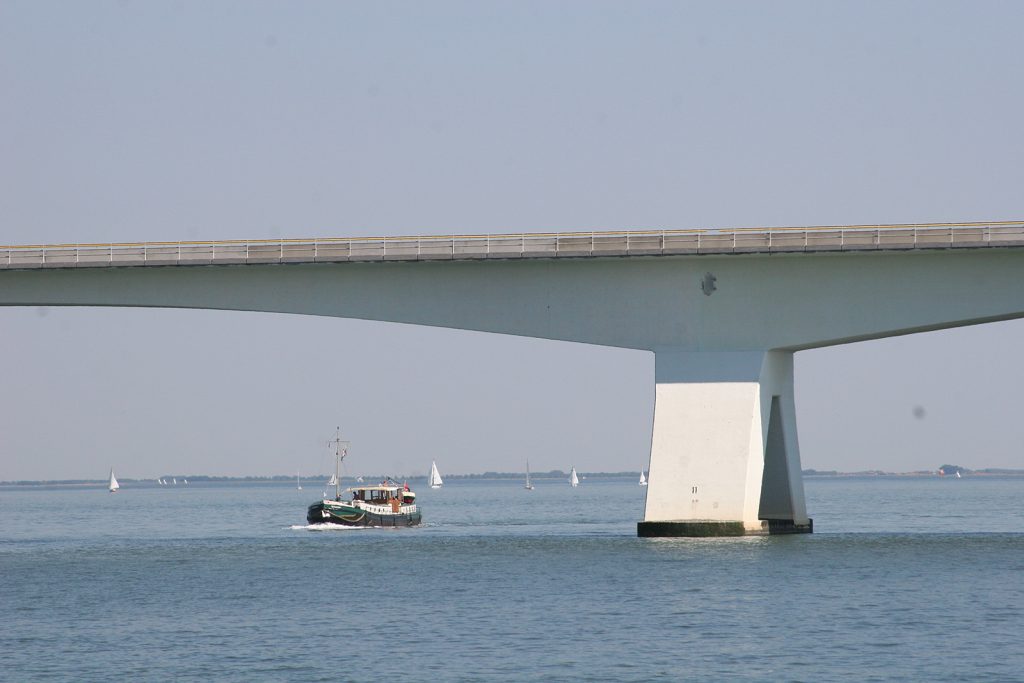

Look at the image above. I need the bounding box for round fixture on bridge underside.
[701,272,717,296]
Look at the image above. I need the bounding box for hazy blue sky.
[3,1,1024,480]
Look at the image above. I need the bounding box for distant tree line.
[13,467,1024,486]
[1,470,642,486]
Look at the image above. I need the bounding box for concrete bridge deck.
[3,220,1024,269]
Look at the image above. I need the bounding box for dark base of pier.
[764,518,813,535]
[637,518,813,537]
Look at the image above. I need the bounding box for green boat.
[307,484,421,527]
[305,428,421,528]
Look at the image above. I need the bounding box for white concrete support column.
[638,349,811,537]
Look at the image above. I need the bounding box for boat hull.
[306,501,422,528]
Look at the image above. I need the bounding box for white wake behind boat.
[108,469,119,493]
[428,461,443,489]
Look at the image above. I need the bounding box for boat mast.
[328,427,348,500]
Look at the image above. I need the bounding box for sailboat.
[296,471,302,490]
[172,477,177,485]
[327,473,338,487]
[524,460,535,490]
[569,466,579,488]
[428,461,443,489]
[639,469,648,486]
[108,469,120,493]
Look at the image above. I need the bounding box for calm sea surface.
[2,476,1023,682]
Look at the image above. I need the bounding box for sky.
[2,1,1024,481]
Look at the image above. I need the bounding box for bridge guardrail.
[3,221,1024,270]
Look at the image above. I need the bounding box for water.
[2,476,1023,681]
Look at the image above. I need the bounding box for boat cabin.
[346,485,416,505]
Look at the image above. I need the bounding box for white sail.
[296,471,302,490]
[639,469,647,486]
[525,460,534,490]
[428,461,443,489]
[108,469,119,493]
[172,478,177,485]
[570,466,579,487]
[327,473,338,486]
[183,478,188,485]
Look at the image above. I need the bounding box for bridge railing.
[3,221,1024,269]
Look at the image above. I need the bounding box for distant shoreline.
[3,468,1024,487]
[802,468,1024,477]
[0,471,632,487]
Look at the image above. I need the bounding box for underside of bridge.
[4,231,1024,536]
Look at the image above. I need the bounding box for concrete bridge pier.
[638,349,812,537]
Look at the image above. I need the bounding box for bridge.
[4,220,1024,536]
